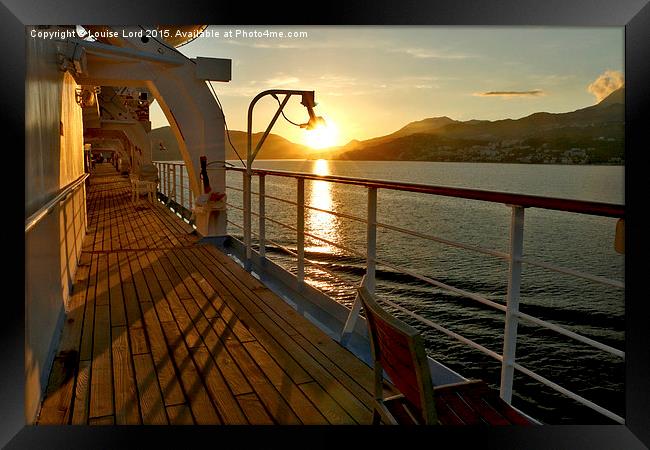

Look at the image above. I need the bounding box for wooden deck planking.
[71,359,91,425]
[189,346,248,424]
[37,164,381,425]
[159,321,222,424]
[181,249,372,423]
[223,339,302,425]
[201,245,395,400]
[108,253,126,327]
[89,303,113,419]
[111,326,140,424]
[179,297,254,397]
[236,393,274,424]
[132,353,168,425]
[78,254,97,362]
[141,300,186,407]
[188,247,374,423]
[166,404,194,425]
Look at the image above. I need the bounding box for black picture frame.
[5,0,649,448]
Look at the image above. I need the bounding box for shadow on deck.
[37,164,379,425]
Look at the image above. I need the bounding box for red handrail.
[226,167,624,218]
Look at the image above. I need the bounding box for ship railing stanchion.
[172,164,177,204]
[163,163,168,199]
[500,204,525,404]
[180,165,184,208]
[187,177,194,211]
[244,169,252,268]
[297,177,305,286]
[259,174,266,259]
[340,186,377,346]
[167,164,172,203]
[366,187,377,294]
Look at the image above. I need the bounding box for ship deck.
[37,163,382,425]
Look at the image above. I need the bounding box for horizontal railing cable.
[374,256,507,312]
[379,295,503,362]
[516,311,624,358]
[513,363,624,424]
[230,227,359,290]
[519,256,624,289]
[376,220,509,260]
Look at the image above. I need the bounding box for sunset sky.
[149,26,624,148]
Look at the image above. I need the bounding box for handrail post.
[167,165,172,202]
[340,187,377,345]
[244,170,252,264]
[179,165,184,209]
[500,205,525,403]
[189,176,194,209]
[164,164,169,198]
[259,174,266,259]
[366,187,378,293]
[153,162,157,194]
[297,177,305,284]
[172,164,177,204]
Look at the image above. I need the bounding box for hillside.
[337,88,624,164]
[150,127,312,162]
[150,88,625,165]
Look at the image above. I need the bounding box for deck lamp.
[299,91,326,130]
[243,89,324,263]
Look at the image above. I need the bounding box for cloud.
[587,70,624,102]
[397,47,475,60]
[265,76,300,87]
[474,90,545,98]
[318,74,359,89]
[529,74,575,86]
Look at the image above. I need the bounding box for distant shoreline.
[154,157,624,167]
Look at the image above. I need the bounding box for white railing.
[155,161,626,424]
[229,166,625,424]
[152,162,194,219]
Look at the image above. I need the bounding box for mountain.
[337,88,624,164]
[390,116,458,138]
[150,126,312,162]
[150,88,624,165]
[332,116,458,154]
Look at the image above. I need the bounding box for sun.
[303,119,339,149]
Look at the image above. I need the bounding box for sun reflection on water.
[306,159,338,254]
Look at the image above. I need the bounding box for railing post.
[366,187,377,293]
[500,205,525,404]
[189,166,194,209]
[243,170,252,264]
[152,162,157,193]
[172,164,177,204]
[167,165,172,201]
[179,165,184,209]
[340,187,378,345]
[259,174,266,259]
[297,178,305,284]
[164,164,169,198]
